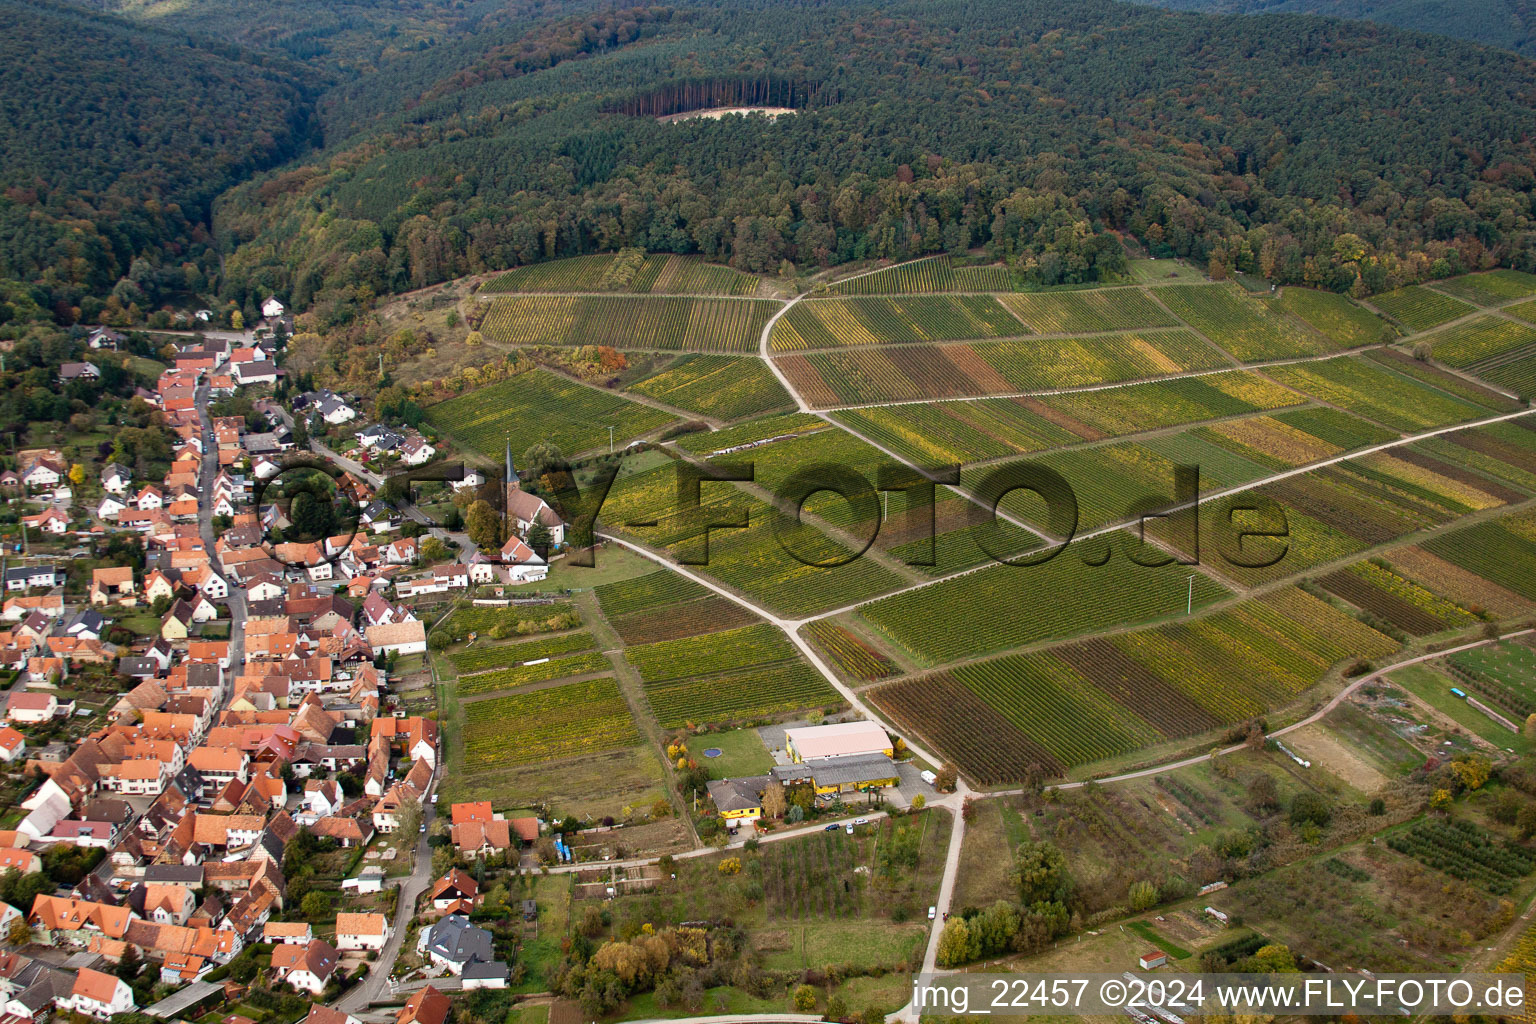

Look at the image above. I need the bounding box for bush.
[1289,791,1332,828]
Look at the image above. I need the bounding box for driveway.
[336,796,437,1011]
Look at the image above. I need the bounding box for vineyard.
[1368,285,1474,331]
[625,623,838,726]
[1386,820,1536,894]
[1153,282,1332,359]
[1276,288,1395,346]
[482,253,760,295]
[1475,352,1536,400]
[776,329,1230,406]
[626,354,794,420]
[801,620,898,681]
[1032,370,1302,437]
[424,369,676,459]
[1317,560,1478,636]
[458,650,613,696]
[672,412,826,454]
[998,289,1178,334]
[832,399,1080,466]
[1431,269,1536,307]
[1365,348,1522,410]
[1423,511,1536,601]
[1265,355,1492,432]
[975,433,1270,533]
[857,544,1229,665]
[827,256,1013,294]
[600,465,908,616]
[872,586,1389,781]
[595,568,760,644]
[462,677,640,769]
[440,602,579,639]
[478,295,776,351]
[448,630,596,674]
[1411,420,1536,495]
[1427,315,1536,368]
[769,295,1025,351]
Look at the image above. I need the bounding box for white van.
[920,770,937,786]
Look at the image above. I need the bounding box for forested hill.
[0,0,318,321]
[1132,0,1535,56]
[213,0,1536,325]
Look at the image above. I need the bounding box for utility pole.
[1187,573,1197,615]
[608,426,615,454]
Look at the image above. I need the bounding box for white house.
[21,461,62,489]
[6,692,58,724]
[96,495,128,521]
[334,912,391,952]
[366,620,427,657]
[399,437,435,466]
[270,939,338,995]
[0,727,25,763]
[262,296,286,319]
[100,463,132,495]
[56,968,135,1020]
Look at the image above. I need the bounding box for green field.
[1427,315,1536,368]
[999,288,1179,334]
[1278,287,1395,346]
[832,398,1080,465]
[478,295,777,352]
[626,354,794,420]
[1154,282,1331,359]
[871,586,1391,781]
[458,650,613,696]
[449,631,596,674]
[1369,285,1474,331]
[1265,355,1493,432]
[858,541,1229,665]
[1432,270,1536,307]
[626,622,840,726]
[462,676,641,769]
[1034,370,1302,437]
[424,368,677,459]
[483,253,760,296]
[771,294,1025,351]
[826,256,1012,294]
[599,462,908,616]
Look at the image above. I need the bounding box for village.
[0,299,592,1024]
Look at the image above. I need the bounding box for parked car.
[920,770,937,785]
[824,824,840,832]
[845,823,854,835]
[928,906,937,920]
[854,818,868,825]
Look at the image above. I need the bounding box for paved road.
[337,796,438,1011]
[196,381,246,665]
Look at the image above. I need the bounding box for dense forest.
[2,0,1536,340]
[212,0,1536,326]
[1136,0,1535,55]
[0,0,318,324]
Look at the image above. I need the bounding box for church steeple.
[505,435,516,486]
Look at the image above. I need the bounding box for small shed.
[1138,950,1168,971]
[521,899,537,922]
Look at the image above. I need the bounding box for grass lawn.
[1322,703,1425,775]
[1126,919,1192,959]
[614,986,785,1021]
[112,611,162,638]
[695,727,774,778]
[758,917,927,973]
[1128,259,1203,284]
[510,1005,550,1024]
[1392,665,1530,755]
[514,875,571,993]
